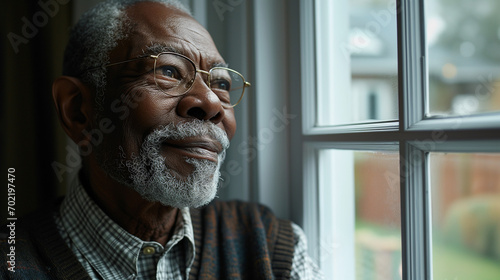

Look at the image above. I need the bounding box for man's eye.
[212,79,231,91]
[158,65,181,79]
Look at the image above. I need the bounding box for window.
[430,153,500,280]
[426,0,500,117]
[294,0,500,279]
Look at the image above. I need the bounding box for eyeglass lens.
[153,53,246,107]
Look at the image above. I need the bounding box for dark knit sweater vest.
[0,200,294,279]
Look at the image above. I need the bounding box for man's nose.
[176,74,225,123]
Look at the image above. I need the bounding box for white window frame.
[292,0,500,279]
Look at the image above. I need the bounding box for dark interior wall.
[1,0,73,221]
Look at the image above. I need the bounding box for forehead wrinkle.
[124,5,225,69]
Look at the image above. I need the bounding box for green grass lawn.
[432,242,500,280]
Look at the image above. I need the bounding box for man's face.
[92,2,237,208]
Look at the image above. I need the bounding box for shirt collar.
[58,178,195,279]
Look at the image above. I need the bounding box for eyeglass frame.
[83,51,251,108]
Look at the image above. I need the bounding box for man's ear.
[52,76,94,144]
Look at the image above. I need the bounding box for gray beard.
[97,120,229,208]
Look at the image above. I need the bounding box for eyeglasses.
[86,52,251,108]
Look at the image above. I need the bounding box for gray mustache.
[145,120,230,151]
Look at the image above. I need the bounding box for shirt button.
[143,246,156,255]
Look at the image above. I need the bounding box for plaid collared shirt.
[54,181,324,279]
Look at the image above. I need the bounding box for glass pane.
[430,153,500,280]
[318,150,401,279]
[316,0,398,126]
[426,0,500,116]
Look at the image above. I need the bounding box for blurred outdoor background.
[347,0,500,279]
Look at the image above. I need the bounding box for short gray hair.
[62,0,192,111]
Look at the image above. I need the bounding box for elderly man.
[1,0,323,279]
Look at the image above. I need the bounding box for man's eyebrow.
[212,61,229,68]
[141,43,180,56]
